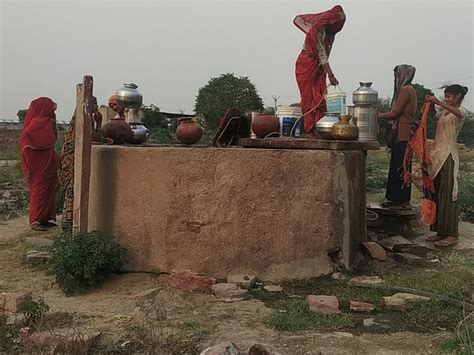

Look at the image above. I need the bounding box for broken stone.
[377,236,412,251]
[248,343,282,355]
[331,272,349,280]
[348,276,384,287]
[25,237,54,249]
[263,285,283,292]
[332,332,354,338]
[382,293,430,310]
[363,317,378,327]
[392,244,433,255]
[307,295,341,314]
[350,300,375,312]
[393,252,426,266]
[133,288,160,300]
[227,274,255,290]
[168,270,216,294]
[0,292,32,313]
[26,250,52,265]
[362,242,387,261]
[200,341,242,355]
[211,283,247,302]
[27,329,101,354]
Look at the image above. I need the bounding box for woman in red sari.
[294,5,346,138]
[19,97,60,231]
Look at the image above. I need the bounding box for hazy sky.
[1,0,473,121]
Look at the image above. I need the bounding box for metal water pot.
[116,83,143,108]
[316,112,339,139]
[353,82,378,106]
[129,122,149,144]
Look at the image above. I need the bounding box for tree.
[141,104,174,144]
[17,109,27,123]
[194,73,264,129]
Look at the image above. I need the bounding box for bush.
[459,171,474,222]
[51,231,127,295]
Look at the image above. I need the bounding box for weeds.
[265,299,353,332]
[438,311,473,355]
[124,299,211,354]
[23,298,49,328]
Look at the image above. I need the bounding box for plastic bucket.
[276,106,303,137]
[325,87,347,114]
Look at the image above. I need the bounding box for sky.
[1,0,473,121]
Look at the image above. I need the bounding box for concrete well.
[88,145,367,281]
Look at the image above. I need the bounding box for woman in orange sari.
[19,97,60,231]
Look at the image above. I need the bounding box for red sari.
[19,97,60,225]
[294,5,346,132]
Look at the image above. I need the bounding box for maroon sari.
[19,97,60,225]
[294,5,346,132]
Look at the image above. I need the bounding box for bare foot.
[434,236,458,247]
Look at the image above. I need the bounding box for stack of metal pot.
[349,82,378,142]
[116,83,149,144]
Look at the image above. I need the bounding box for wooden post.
[73,75,94,232]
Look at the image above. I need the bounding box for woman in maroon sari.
[19,97,60,231]
[294,5,346,138]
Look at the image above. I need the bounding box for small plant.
[23,298,49,328]
[51,231,127,295]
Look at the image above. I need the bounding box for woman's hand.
[328,74,339,86]
[425,95,441,105]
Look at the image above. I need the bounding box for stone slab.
[239,137,379,151]
[88,146,367,281]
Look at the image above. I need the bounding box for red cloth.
[19,97,60,225]
[294,5,346,132]
[403,101,436,225]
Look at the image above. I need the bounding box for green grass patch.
[279,279,394,310]
[438,312,474,355]
[441,252,474,271]
[265,299,354,332]
[402,301,465,332]
[384,270,473,300]
[366,150,388,192]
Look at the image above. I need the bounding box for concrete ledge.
[88,146,366,281]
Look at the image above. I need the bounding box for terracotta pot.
[176,118,203,144]
[102,117,133,144]
[251,113,279,138]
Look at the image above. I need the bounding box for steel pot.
[352,82,378,106]
[116,83,143,108]
[129,122,149,144]
[316,112,339,139]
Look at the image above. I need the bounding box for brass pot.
[331,114,358,140]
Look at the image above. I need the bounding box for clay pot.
[176,118,203,144]
[331,114,358,140]
[251,113,279,138]
[102,117,133,144]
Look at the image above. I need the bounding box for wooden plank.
[73,76,93,232]
[238,138,379,151]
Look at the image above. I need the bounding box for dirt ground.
[2,216,473,354]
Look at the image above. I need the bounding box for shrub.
[51,231,127,295]
[23,298,49,328]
